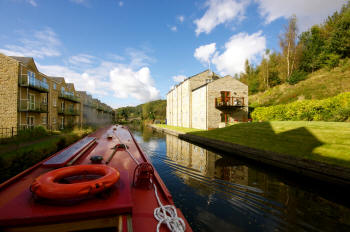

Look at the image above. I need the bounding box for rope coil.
[153,182,186,232]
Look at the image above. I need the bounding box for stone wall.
[0,54,18,130]
[166,70,213,128]
[191,86,207,130]
[207,76,248,129]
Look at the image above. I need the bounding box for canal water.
[129,125,350,232]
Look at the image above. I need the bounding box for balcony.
[59,91,80,103]
[58,108,81,116]
[215,97,245,109]
[19,75,49,93]
[18,99,48,113]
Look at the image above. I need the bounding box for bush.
[0,129,91,183]
[287,70,308,85]
[251,92,350,122]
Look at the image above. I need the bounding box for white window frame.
[27,116,34,127]
[29,94,35,110]
[42,115,47,125]
[60,117,64,129]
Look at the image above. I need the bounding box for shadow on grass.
[187,122,350,168]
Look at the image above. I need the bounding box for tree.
[121,109,128,121]
[280,15,298,81]
[265,49,270,88]
[299,25,325,72]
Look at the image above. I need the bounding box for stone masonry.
[167,70,248,130]
[0,54,18,130]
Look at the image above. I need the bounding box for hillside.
[115,99,166,122]
[250,64,350,107]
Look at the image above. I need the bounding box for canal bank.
[148,123,350,187]
[133,124,350,232]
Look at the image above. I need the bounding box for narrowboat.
[0,125,191,232]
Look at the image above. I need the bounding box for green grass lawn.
[153,124,203,133]
[187,121,350,168]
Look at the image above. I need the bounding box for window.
[42,116,47,125]
[53,117,56,124]
[53,99,57,107]
[60,117,64,129]
[61,101,65,111]
[221,113,228,123]
[53,83,56,90]
[43,96,47,104]
[27,116,34,127]
[29,94,35,110]
[27,71,35,85]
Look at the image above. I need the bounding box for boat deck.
[0,125,191,232]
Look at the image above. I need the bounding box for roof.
[9,56,33,65]
[50,77,65,83]
[167,69,211,95]
[10,56,39,72]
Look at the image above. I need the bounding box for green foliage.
[142,100,166,121]
[115,100,166,123]
[241,2,349,94]
[0,126,50,145]
[0,128,93,183]
[251,92,350,122]
[287,70,308,85]
[249,63,350,107]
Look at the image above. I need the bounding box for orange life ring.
[30,164,120,200]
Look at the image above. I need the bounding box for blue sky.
[0,0,345,108]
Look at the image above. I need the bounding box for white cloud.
[68,54,95,65]
[126,48,155,69]
[255,0,345,31]
[26,0,37,6]
[119,1,123,7]
[38,64,110,96]
[194,43,216,64]
[194,0,249,35]
[212,31,266,76]
[177,15,185,23]
[110,66,160,102]
[172,75,186,83]
[171,26,177,32]
[0,28,61,59]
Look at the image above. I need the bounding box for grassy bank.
[0,127,93,183]
[154,124,203,133]
[153,122,350,168]
[250,65,350,107]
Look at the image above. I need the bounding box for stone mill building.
[166,70,248,130]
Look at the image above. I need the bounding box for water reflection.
[130,125,350,232]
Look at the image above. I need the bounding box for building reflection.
[165,134,249,186]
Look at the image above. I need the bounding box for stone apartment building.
[166,70,248,130]
[0,53,114,134]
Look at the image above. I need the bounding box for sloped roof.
[9,56,33,65]
[10,56,39,72]
[50,77,65,83]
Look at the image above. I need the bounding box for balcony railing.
[19,75,49,93]
[58,108,81,116]
[18,99,48,113]
[59,92,80,103]
[215,97,245,109]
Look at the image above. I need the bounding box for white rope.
[153,181,186,232]
[114,126,185,231]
